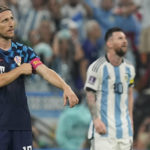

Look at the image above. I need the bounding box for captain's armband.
[30,58,43,70]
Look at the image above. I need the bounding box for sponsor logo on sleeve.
[88,76,96,85]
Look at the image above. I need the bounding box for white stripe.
[120,64,129,138]
[107,64,116,138]
[86,58,135,139]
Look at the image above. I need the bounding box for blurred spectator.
[91,0,117,36]
[16,0,32,17]
[60,0,93,40]
[114,0,140,17]
[52,29,86,92]
[28,30,53,66]
[33,20,55,66]
[85,0,102,7]
[34,43,53,66]
[133,82,150,146]
[135,62,150,93]
[67,20,87,89]
[47,0,62,31]
[56,101,91,150]
[134,117,150,150]
[60,0,92,19]
[28,29,40,47]
[135,0,150,71]
[91,0,141,53]
[38,20,55,45]
[115,0,141,49]
[16,0,50,41]
[82,20,104,65]
[52,29,76,88]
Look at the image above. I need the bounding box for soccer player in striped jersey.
[0,5,78,150]
[84,27,135,150]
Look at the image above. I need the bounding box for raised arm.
[35,64,79,107]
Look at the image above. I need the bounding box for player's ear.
[106,39,113,49]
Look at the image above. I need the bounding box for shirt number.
[23,146,32,150]
[114,82,123,94]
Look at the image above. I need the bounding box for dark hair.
[0,5,11,13]
[104,27,124,42]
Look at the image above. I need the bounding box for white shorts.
[90,136,133,150]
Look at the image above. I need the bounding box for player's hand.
[63,85,79,107]
[93,118,106,134]
[19,63,32,75]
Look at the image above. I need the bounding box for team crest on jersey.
[14,56,21,66]
[88,76,96,84]
[0,66,5,74]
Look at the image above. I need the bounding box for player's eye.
[11,16,14,20]
[2,18,8,23]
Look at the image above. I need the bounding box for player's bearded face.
[0,31,14,39]
[0,11,15,40]
[112,32,128,57]
[115,47,127,57]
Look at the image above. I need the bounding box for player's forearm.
[128,87,134,129]
[86,91,99,120]
[36,64,69,90]
[0,67,22,87]
[129,100,133,129]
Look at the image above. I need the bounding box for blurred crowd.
[1,0,150,149]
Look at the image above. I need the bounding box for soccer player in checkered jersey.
[0,5,78,150]
[85,27,135,150]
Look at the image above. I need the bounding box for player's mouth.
[8,28,14,32]
[122,45,127,48]
[7,29,14,34]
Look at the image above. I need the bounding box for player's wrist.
[93,117,100,122]
[63,84,71,91]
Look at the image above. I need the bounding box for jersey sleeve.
[129,65,136,87]
[25,46,43,70]
[84,63,100,91]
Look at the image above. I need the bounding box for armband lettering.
[30,58,42,70]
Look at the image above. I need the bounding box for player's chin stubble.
[116,48,126,57]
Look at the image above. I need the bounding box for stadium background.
[1,0,150,149]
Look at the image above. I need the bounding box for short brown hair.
[105,27,124,42]
[0,5,11,13]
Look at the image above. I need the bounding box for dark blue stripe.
[114,67,122,138]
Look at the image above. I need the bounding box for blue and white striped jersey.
[84,56,135,139]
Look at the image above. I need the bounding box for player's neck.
[107,52,123,66]
[0,38,11,51]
